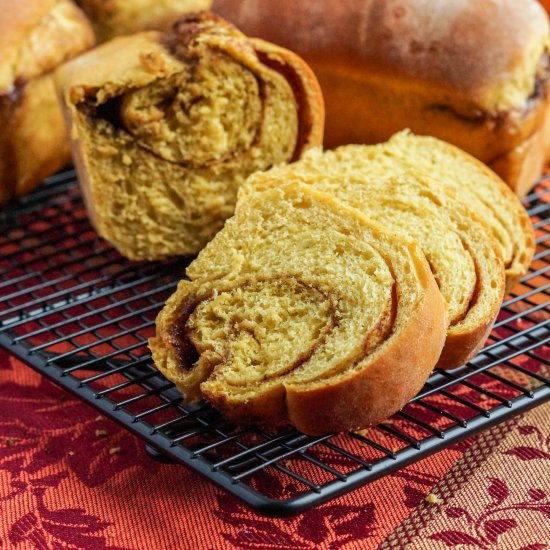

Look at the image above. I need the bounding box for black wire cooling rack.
[0,169,549,517]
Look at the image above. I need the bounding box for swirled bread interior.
[150,184,447,434]
[244,170,506,370]
[280,132,534,292]
[55,13,323,260]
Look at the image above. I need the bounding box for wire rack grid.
[0,169,548,517]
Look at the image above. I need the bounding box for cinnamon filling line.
[78,45,310,169]
[167,276,397,388]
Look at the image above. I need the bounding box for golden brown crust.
[76,0,213,41]
[212,0,550,195]
[0,0,95,204]
[0,0,57,90]
[4,75,72,201]
[436,319,496,372]
[286,261,446,435]
[213,0,548,109]
[0,0,95,91]
[488,100,550,198]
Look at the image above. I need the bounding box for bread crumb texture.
[425,493,443,505]
[56,14,323,260]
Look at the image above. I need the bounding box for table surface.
[1,346,549,549]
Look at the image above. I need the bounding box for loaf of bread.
[0,0,95,205]
[244,169,506,371]
[213,0,550,197]
[76,0,212,42]
[55,12,324,261]
[150,183,447,435]
[274,132,534,293]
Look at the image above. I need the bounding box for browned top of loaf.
[0,0,56,52]
[213,0,549,109]
[0,0,94,92]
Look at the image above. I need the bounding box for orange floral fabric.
[1,347,549,549]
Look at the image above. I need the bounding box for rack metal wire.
[0,169,549,517]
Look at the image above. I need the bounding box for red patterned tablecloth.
[1,347,549,549]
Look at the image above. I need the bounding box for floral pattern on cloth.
[380,405,550,549]
[1,346,549,549]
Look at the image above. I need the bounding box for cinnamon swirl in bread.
[244,163,506,371]
[150,184,447,435]
[55,13,324,260]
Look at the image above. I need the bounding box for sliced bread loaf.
[275,132,534,292]
[150,183,447,434]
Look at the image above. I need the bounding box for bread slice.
[244,170,506,370]
[277,132,534,292]
[150,183,447,435]
[55,12,324,260]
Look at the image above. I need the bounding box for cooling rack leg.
[145,444,177,464]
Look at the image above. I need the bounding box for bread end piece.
[55,13,324,260]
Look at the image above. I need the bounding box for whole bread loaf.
[0,0,95,204]
[76,0,212,41]
[213,0,550,197]
[150,183,447,435]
